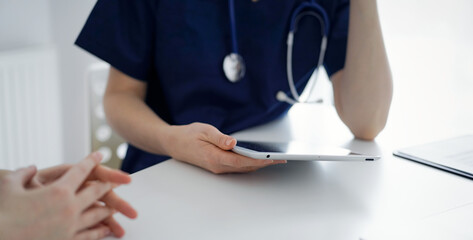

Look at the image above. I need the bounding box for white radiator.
[0,47,63,170]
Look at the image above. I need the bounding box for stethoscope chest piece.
[223,53,246,83]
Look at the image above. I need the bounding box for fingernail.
[225,138,233,146]
[93,151,103,162]
[104,228,111,236]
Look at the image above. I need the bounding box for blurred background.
[0,0,124,169]
[0,0,472,170]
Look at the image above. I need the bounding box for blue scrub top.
[76,0,349,173]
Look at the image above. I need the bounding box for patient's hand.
[28,153,138,238]
[0,152,137,240]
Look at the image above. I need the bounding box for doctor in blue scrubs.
[76,0,392,174]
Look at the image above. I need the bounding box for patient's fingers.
[77,181,112,211]
[74,224,110,240]
[89,165,131,185]
[57,152,101,191]
[101,191,138,219]
[103,216,125,238]
[77,205,113,231]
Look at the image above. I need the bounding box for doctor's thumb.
[205,129,236,151]
[217,135,236,150]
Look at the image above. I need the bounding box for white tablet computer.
[232,140,380,161]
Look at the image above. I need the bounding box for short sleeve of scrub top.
[76,0,157,81]
[76,0,350,173]
[323,0,350,76]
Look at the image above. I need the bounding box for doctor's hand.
[165,122,286,174]
[0,153,133,240]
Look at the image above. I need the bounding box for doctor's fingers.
[233,160,285,172]
[77,181,113,211]
[57,152,102,191]
[77,204,114,232]
[215,150,276,168]
[213,161,281,173]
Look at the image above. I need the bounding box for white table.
[105,104,473,240]
[101,1,473,237]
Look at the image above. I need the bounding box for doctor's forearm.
[104,94,174,155]
[104,93,175,155]
[332,0,392,140]
[104,69,174,156]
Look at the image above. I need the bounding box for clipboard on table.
[393,135,473,180]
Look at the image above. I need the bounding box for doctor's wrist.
[159,124,180,157]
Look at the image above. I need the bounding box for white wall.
[0,0,99,166]
[0,0,52,51]
[377,0,473,143]
[49,0,101,163]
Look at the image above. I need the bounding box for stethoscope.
[222,0,330,105]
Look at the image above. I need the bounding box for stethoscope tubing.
[228,0,239,54]
[225,0,330,105]
[286,10,328,103]
[289,1,330,34]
